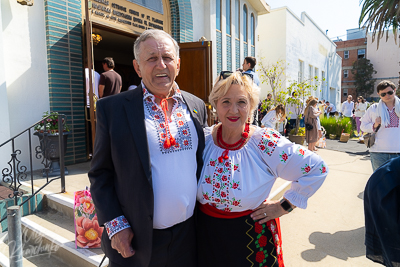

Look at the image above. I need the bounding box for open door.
[176,41,213,125]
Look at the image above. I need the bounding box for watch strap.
[280,198,293,213]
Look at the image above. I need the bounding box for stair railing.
[0,114,67,223]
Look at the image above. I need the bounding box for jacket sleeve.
[88,100,125,226]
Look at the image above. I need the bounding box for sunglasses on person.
[380,91,394,97]
[219,71,254,81]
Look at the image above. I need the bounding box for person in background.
[304,98,321,151]
[326,101,336,117]
[364,156,400,267]
[257,93,272,126]
[197,71,327,267]
[360,80,400,171]
[354,96,367,141]
[261,103,286,131]
[242,56,260,86]
[99,57,122,98]
[341,95,354,118]
[285,92,304,136]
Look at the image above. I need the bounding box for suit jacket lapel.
[123,85,152,184]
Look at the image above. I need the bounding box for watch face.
[280,199,292,211]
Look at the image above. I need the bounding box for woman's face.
[216,84,250,131]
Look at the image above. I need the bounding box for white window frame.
[358,49,365,59]
[298,60,304,82]
[343,88,348,97]
[344,50,349,59]
[343,70,348,78]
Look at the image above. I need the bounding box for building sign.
[88,0,170,35]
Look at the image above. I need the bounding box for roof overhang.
[249,0,270,15]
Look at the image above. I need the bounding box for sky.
[265,0,364,41]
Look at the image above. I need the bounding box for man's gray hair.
[133,29,179,63]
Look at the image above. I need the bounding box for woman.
[261,104,286,130]
[354,96,367,140]
[197,72,328,267]
[304,98,320,151]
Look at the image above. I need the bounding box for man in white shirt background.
[341,95,354,118]
[326,101,337,117]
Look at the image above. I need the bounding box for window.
[243,5,248,42]
[216,0,221,31]
[343,70,348,78]
[298,60,304,82]
[322,71,325,87]
[358,49,365,59]
[344,50,349,59]
[250,13,255,46]
[235,0,239,38]
[343,89,348,97]
[314,67,319,80]
[226,0,231,35]
[309,65,313,81]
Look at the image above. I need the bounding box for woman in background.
[261,104,286,131]
[354,96,367,141]
[304,98,320,151]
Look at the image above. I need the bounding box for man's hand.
[250,200,287,225]
[111,228,135,258]
[374,117,381,129]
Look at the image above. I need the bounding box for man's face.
[379,86,396,105]
[267,94,272,100]
[347,96,352,102]
[133,37,180,97]
[102,63,107,71]
[242,60,250,71]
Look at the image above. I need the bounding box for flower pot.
[329,134,337,140]
[34,131,69,176]
[288,134,305,145]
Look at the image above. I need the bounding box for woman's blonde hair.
[209,72,260,121]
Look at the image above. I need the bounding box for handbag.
[305,123,313,131]
[364,125,380,148]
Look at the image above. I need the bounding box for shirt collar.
[142,82,184,103]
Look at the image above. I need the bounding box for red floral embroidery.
[259,145,265,150]
[255,223,263,234]
[232,200,240,206]
[301,164,311,174]
[224,162,230,167]
[320,164,327,174]
[183,140,189,146]
[233,165,238,171]
[203,193,209,200]
[178,120,184,126]
[280,151,289,163]
[205,177,211,184]
[268,141,274,147]
[232,182,239,189]
[258,129,280,156]
[215,183,221,189]
[152,105,157,111]
[258,235,267,247]
[122,218,128,224]
[210,161,215,166]
[177,112,183,118]
[154,115,160,119]
[182,129,188,135]
[297,147,305,156]
[220,191,227,198]
[159,123,165,128]
[224,207,231,212]
[255,251,265,263]
[111,221,118,227]
[217,168,223,173]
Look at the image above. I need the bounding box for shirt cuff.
[104,215,131,240]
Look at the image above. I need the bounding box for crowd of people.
[86,29,399,267]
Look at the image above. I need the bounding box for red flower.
[268,141,274,147]
[111,220,118,227]
[258,235,267,247]
[80,197,95,214]
[122,218,128,224]
[233,165,238,171]
[177,112,183,117]
[220,192,227,197]
[178,120,184,126]
[322,167,326,173]
[232,183,239,189]
[160,133,167,139]
[159,123,165,128]
[215,199,221,203]
[152,105,157,111]
[184,140,189,146]
[210,161,215,166]
[182,129,188,135]
[299,149,305,155]
[211,203,217,207]
[215,183,221,189]
[203,194,209,200]
[221,176,227,181]
[217,168,223,173]
[76,217,103,248]
[282,153,288,161]
[205,177,211,184]
[265,134,271,139]
[255,251,265,263]
[255,223,263,234]
[232,200,239,206]
[273,133,279,138]
[304,166,311,173]
[225,162,230,167]
[224,208,231,212]
[154,115,160,120]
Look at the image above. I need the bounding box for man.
[242,56,260,86]
[99,57,122,98]
[341,95,354,118]
[364,156,400,266]
[361,80,400,171]
[325,101,337,117]
[88,29,208,267]
[256,93,272,126]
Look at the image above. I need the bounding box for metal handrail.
[0,114,67,223]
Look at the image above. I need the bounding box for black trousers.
[109,216,196,267]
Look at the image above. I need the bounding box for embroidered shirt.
[197,126,328,211]
[105,83,198,239]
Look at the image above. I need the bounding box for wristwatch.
[280,198,293,213]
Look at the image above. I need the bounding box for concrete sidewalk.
[3,141,379,266]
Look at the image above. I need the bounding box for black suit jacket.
[88,84,207,266]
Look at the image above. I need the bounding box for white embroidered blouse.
[197,126,328,211]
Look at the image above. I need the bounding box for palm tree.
[359,0,399,47]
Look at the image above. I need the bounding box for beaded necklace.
[216,122,250,162]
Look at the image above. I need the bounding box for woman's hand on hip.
[250,200,287,224]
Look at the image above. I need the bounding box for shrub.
[320,117,353,137]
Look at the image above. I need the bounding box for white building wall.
[257,7,342,107]
[367,32,400,97]
[191,0,208,41]
[1,0,50,170]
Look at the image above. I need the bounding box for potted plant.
[289,127,306,145]
[34,111,70,176]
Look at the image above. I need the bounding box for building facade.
[334,28,367,102]
[0,0,268,170]
[258,7,342,108]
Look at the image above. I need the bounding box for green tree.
[351,58,377,97]
[359,0,399,48]
[258,60,287,110]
